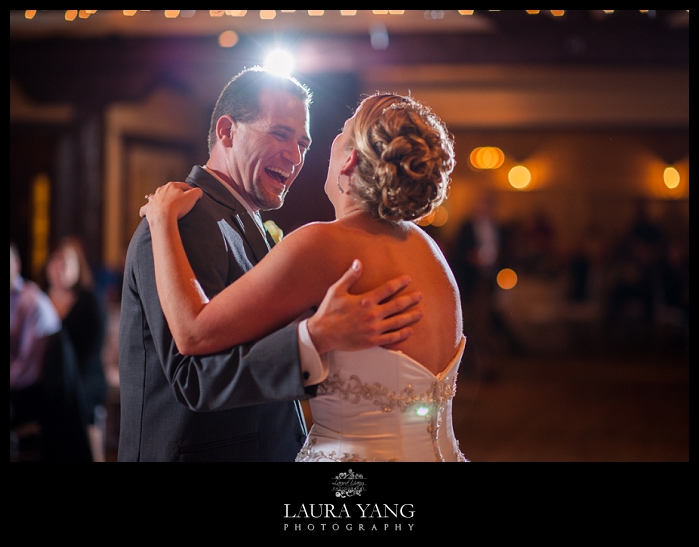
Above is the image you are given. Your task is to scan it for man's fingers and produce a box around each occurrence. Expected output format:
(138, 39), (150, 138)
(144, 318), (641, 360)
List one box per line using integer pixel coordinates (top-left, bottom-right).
(377, 291), (422, 318)
(332, 259), (363, 293)
(378, 308), (423, 332)
(361, 274), (413, 306)
(375, 327), (414, 347)
(183, 187), (204, 207)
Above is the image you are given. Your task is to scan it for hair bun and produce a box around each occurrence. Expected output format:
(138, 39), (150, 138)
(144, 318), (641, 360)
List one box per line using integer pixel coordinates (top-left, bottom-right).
(351, 94), (455, 222)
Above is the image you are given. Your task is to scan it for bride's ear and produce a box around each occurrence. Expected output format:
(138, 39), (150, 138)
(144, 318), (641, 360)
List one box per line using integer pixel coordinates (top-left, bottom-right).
(340, 148), (358, 177)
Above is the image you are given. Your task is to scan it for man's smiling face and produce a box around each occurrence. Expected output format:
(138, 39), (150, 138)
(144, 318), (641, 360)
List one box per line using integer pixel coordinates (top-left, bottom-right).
(228, 88), (311, 211)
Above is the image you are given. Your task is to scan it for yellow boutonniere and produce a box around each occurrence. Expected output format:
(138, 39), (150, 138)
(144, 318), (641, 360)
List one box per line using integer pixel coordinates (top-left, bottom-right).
(263, 220), (284, 244)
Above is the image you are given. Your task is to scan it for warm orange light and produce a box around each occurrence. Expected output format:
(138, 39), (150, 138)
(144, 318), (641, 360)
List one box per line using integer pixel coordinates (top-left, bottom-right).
(469, 148), (481, 168)
(164, 10), (180, 18)
(373, 10), (389, 15)
(123, 10), (137, 16)
(431, 206), (449, 227)
(417, 210), (436, 227)
(550, 10), (565, 16)
(209, 10), (224, 17)
(260, 10), (276, 20)
(497, 268), (518, 290)
(65, 10), (78, 21)
(308, 10), (324, 16)
(31, 173), (51, 280)
(389, 11), (405, 15)
(481, 147), (504, 169)
(458, 10), (474, 15)
(470, 147), (505, 170)
(218, 30), (239, 48)
(526, 10), (541, 14)
(663, 167), (681, 189)
(225, 10), (246, 17)
(508, 165), (531, 189)
(79, 10), (91, 19)
(24, 10), (37, 19)
(341, 10), (357, 16)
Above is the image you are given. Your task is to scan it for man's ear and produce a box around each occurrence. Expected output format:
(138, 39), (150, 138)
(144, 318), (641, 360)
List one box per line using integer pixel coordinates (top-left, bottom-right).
(216, 115), (236, 147)
(340, 148), (358, 177)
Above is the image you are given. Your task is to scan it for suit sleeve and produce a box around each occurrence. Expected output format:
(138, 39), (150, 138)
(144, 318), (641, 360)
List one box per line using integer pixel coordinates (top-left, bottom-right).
(132, 213), (308, 412)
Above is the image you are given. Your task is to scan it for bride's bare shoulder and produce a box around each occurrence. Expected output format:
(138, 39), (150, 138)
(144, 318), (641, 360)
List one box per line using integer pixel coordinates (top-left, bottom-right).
(270, 220), (354, 281)
(273, 220), (346, 255)
(284, 220), (341, 241)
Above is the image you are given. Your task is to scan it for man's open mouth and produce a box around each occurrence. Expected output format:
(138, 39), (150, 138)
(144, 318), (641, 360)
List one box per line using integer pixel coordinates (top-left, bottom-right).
(266, 166), (290, 186)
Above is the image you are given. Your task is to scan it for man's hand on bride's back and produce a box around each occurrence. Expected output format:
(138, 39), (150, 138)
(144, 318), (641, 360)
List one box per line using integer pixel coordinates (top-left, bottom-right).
(139, 182), (203, 224)
(306, 259), (423, 355)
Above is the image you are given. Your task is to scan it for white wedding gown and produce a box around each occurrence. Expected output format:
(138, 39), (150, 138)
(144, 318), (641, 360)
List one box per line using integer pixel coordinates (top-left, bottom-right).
(296, 336), (467, 462)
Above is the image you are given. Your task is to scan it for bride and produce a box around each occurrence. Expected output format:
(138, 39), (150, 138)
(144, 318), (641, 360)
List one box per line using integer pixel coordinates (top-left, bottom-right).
(140, 92), (467, 462)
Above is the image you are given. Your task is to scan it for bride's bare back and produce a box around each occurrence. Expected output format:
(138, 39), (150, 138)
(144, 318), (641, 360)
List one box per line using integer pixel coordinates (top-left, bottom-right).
(316, 214), (462, 375)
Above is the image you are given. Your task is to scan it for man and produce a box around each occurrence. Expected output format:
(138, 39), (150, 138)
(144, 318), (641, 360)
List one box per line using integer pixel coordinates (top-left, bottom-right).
(118, 67), (421, 462)
(10, 242), (61, 426)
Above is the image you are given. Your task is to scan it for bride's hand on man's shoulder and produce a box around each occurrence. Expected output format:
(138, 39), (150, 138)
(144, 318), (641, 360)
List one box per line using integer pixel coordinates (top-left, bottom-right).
(139, 181), (203, 221)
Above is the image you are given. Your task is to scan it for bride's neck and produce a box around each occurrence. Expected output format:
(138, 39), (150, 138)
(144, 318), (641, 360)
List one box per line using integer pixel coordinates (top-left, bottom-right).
(340, 206), (365, 219)
(335, 196), (365, 220)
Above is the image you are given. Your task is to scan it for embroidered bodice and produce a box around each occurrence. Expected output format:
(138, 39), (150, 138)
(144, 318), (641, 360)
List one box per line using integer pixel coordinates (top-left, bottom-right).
(296, 336), (467, 462)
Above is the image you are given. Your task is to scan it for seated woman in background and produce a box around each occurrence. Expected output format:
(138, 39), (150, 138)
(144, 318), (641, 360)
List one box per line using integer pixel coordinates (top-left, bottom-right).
(140, 93), (467, 462)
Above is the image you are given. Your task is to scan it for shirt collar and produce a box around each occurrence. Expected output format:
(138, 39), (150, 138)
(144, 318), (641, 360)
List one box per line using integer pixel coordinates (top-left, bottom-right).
(203, 165), (259, 219)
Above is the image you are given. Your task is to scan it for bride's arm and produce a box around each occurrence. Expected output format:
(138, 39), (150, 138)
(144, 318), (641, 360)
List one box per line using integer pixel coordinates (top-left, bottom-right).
(142, 182), (423, 356)
(142, 184), (343, 355)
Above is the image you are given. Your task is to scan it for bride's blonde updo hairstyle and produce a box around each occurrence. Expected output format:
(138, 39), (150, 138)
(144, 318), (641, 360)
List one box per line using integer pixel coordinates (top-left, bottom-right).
(348, 93), (455, 222)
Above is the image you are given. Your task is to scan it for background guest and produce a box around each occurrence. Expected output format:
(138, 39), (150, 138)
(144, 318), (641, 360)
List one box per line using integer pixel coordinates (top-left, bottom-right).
(44, 236), (108, 461)
(449, 191), (522, 381)
(10, 241), (61, 429)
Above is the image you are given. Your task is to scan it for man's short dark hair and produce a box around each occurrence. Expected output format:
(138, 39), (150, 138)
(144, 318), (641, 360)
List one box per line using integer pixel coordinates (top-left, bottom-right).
(207, 66), (312, 154)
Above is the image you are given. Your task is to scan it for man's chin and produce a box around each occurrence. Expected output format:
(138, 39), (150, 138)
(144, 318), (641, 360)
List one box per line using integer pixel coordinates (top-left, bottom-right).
(257, 195), (285, 211)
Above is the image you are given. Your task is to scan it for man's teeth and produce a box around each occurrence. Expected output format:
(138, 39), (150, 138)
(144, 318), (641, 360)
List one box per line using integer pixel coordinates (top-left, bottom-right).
(267, 167), (290, 180)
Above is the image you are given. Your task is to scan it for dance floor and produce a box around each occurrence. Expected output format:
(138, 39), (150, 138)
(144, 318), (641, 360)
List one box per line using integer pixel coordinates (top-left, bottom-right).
(451, 347), (689, 462)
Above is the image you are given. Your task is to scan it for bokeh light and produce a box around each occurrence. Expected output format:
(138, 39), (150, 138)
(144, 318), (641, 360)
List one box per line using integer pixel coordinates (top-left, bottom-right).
(508, 165), (531, 189)
(431, 205), (449, 227)
(218, 30), (239, 48)
(663, 166), (680, 189)
(497, 268), (518, 290)
(470, 147), (505, 169)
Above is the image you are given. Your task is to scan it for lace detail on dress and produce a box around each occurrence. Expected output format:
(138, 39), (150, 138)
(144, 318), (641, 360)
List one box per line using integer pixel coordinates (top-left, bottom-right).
(308, 371), (465, 462)
(295, 438), (400, 462)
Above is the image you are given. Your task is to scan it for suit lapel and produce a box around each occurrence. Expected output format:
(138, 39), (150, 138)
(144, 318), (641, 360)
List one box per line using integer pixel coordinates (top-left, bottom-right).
(236, 211), (270, 263)
(186, 166), (270, 263)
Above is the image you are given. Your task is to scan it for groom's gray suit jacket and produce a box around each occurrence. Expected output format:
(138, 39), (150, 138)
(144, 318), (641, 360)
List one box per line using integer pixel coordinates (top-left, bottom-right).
(118, 166), (308, 461)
